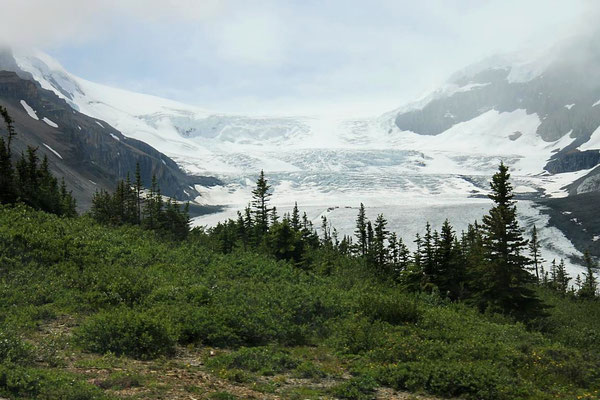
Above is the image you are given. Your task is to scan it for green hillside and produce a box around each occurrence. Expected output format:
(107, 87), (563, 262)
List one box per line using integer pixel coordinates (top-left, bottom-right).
(0, 203), (599, 400)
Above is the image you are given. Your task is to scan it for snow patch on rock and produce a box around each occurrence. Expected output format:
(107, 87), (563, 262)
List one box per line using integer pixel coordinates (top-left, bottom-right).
(20, 100), (38, 120)
(43, 143), (62, 159)
(42, 117), (58, 128)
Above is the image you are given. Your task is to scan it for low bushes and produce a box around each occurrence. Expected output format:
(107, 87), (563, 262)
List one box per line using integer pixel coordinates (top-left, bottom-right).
(375, 361), (514, 400)
(357, 291), (421, 324)
(206, 346), (300, 376)
(329, 375), (377, 400)
(0, 364), (107, 400)
(2, 206), (600, 399)
(75, 308), (175, 359)
(0, 329), (31, 363)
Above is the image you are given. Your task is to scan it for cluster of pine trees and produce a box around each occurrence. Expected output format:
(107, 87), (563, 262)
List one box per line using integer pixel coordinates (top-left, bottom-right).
(206, 171), (321, 265)
(0, 106), (76, 217)
(90, 165), (190, 240)
(207, 164), (598, 321)
(538, 251), (598, 299)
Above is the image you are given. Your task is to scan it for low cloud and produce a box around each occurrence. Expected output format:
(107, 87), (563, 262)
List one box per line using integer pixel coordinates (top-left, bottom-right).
(2, 0), (596, 116)
(0, 0), (225, 47)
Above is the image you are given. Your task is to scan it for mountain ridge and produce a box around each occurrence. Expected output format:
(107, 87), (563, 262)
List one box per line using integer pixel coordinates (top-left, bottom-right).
(0, 66), (220, 210)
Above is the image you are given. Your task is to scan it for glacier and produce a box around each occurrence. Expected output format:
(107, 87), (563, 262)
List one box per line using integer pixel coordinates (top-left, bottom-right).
(11, 49), (596, 278)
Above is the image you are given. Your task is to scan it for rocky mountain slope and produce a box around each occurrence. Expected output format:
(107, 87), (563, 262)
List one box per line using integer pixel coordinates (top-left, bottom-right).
(0, 63), (220, 210)
(392, 35), (600, 194)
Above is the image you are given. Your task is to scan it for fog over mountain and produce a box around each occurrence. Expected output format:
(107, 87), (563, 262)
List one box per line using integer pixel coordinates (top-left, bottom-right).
(1, 0), (594, 116)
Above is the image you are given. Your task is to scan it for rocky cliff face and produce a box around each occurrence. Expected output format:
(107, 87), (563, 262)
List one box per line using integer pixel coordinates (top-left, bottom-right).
(393, 36), (600, 187)
(0, 71), (220, 210)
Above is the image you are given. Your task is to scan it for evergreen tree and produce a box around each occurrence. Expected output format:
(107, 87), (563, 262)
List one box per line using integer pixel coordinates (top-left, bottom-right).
(143, 175), (160, 230)
(271, 206), (279, 225)
(90, 189), (113, 224)
(388, 232), (399, 267)
(547, 259), (557, 289)
(366, 221), (374, 265)
(397, 237), (411, 271)
(60, 178), (77, 217)
(579, 251), (598, 299)
(321, 215), (332, 246)
(437, 219), (464, 299)
(268, 219), (298, 261)
(0, 106), (17, 203)
(0, 106), (16, 153)
(339, 235), (352, 255)
(0, 136), (14, 204)
(332, 227), (339, 248)
(354, 203), (367, 257)
(236, 211), (248, 249)
(478, 162), (543, 319)
(529, 225), (544, 282)
(251, 170), (272, 236)
(0, 107), (16, 203)
(373, 214), (389, 272)
(291, 202), (301, 231)
(413, 233), (422, 270)
(555, 259), (570, 294)
(134, 162), (142, 224)
(421, 222), (436, 282)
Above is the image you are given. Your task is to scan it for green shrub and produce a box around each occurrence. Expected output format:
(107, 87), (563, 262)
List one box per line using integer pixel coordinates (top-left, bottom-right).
(206, 346), (300, 376)
(358, 292), (420, 325)
(217, 368), (254, 383)
(209, 391), (238, 400)
(75, 308), (175, 359)
(0, 329), (31, 363)
(376, 361), (514, 400)
(328, 315), (388, 354)
(0, 364), (107, 400)
(329, 375), (377, 400)
(292, 361), (328, 379)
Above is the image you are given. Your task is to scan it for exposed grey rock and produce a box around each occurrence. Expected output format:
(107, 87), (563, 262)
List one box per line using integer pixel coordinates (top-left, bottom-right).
(393, 34), (600, 179)
(0, 71), (221, 210)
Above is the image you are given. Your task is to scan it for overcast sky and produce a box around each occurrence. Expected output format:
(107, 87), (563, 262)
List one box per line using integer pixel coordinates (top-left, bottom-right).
(1, 0), (595, 116)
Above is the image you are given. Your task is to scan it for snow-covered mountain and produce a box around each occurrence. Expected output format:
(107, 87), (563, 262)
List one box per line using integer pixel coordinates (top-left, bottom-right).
(0, 65), (219, 210)
(392, 35), (600, 189)
(10, 41), (600, 192)
(2, 38), (599, 267)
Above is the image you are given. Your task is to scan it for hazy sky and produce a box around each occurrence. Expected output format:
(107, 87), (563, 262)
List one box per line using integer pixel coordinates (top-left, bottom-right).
(1, 0), (594, 116)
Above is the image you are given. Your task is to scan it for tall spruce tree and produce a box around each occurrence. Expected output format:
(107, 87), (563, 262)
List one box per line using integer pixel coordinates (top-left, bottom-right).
(529, 225), (543, 282)
(437, 219), (464, 299)
(291, 202), (301, 231)
(579, 251), (598, 299)
(479, 162), (544, 319)
(354, 203), (367, 257)
(366, 221), (374, 265)
(554, 259), (570, 294)
(134, 162), (142, 224)
(373, 214), (389, 272)
(0, 106), (16, 155)
(251, 170), (272, 236)
(0, 106), (15, 203)
(421, 222), (436, 282)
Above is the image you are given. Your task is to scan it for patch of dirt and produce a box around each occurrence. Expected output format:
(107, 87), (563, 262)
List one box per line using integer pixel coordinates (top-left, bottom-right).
(31, 320), (444, 399)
